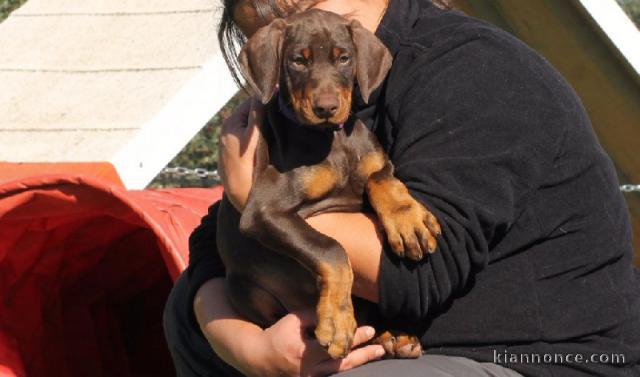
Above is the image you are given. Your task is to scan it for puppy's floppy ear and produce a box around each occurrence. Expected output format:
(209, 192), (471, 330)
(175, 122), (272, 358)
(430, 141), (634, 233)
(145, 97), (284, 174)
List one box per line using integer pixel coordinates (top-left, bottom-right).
(239, 18), (287, 104)
(349, 20), (392, 104)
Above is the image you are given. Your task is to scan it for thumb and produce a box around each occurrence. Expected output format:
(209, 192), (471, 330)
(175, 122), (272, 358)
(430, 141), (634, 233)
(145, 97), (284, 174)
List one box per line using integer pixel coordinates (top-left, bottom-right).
(247, 96), (265, 131)
(240, 97), (264, 156)
(222, 98), (252, 132)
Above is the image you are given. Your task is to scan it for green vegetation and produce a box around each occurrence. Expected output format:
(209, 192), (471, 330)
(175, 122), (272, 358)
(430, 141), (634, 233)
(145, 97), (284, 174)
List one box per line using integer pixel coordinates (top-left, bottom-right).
(148, 91), (247, 188)
(617, 0), (640, 27)
(1, 0), (27, 22)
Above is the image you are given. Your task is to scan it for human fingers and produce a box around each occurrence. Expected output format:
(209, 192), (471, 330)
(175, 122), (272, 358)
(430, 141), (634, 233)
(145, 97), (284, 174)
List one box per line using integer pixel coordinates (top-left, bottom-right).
(221, 98), (252, 135)
(219, 98), (251, 182)
(352, 326), (377, 347)
(219, 97), (262, 166)
(218, 98), (264, 210)
(312, 344), (385, 376)
(240, 97), (264, 155)
(302, 325), (382, 374)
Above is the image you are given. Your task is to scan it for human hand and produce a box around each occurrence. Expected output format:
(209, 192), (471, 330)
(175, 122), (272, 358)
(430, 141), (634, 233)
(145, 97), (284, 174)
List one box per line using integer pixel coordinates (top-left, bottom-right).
(244, 310), (385, 377)
(218, 97), (263, 212)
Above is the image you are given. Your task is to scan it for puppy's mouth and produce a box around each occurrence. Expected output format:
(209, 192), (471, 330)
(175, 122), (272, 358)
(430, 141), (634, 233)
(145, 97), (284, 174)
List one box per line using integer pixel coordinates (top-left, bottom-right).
(291, 97), (352, 128)
(304, 115), (349, 128)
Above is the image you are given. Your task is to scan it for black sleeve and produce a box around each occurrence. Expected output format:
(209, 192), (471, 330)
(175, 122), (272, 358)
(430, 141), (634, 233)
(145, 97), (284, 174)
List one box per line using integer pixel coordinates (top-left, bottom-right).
(377, 34), (567, 320)
(185, 200), (226, 309)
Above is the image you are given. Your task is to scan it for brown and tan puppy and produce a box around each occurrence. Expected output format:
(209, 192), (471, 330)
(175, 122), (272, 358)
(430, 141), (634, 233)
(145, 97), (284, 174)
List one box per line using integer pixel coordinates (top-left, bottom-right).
(217, 9), (440, 360)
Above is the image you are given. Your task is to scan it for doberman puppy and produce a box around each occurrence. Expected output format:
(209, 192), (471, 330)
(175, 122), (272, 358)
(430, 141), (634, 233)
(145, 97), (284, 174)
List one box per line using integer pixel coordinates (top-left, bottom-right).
(217, 9), (441, 360)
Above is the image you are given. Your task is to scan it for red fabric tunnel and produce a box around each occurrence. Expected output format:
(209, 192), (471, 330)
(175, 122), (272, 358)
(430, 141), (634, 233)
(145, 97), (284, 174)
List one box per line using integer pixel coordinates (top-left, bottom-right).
(0, 175), (223, 377)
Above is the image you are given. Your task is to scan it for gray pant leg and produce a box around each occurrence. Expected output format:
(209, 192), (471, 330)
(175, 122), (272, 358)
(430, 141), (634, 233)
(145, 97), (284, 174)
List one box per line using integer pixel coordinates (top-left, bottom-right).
(336, 355), (523, 377)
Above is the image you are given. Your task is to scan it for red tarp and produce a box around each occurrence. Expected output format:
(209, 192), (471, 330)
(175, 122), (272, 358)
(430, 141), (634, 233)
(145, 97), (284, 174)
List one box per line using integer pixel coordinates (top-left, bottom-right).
(0, 175), (223, 377)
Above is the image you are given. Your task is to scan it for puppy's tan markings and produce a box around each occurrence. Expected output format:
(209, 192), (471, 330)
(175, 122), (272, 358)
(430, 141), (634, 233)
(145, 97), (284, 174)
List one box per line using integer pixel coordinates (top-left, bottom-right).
(301, 47), (312, 60)
(302, 164), (338, 200)
(334, 87), (352, 124)
(368, 177), (441, 260)
(332, 47), (343, 60)
(357, 151), (385, 178)
(315, 261), (356, 359)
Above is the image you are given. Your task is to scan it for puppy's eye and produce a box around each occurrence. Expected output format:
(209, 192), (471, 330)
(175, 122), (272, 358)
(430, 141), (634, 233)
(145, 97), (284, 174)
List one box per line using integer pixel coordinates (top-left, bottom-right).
(338, 55), (350, 64)
(291, 56), (307, 67)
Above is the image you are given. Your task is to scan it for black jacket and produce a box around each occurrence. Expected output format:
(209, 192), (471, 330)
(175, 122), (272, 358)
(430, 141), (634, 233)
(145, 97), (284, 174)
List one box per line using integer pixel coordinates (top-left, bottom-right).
(185, 1), (640, 375)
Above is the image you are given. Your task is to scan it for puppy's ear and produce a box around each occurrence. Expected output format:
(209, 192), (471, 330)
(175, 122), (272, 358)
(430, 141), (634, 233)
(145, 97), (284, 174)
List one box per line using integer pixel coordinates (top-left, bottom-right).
(349, 20), (392, 104)
(239, 19), (287, 104)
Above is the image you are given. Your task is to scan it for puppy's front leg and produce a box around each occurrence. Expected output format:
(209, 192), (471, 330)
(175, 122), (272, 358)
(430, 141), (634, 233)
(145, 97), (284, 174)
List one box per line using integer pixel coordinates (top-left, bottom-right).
(239, 170), (356, 359)
(359, 151), (441, 261)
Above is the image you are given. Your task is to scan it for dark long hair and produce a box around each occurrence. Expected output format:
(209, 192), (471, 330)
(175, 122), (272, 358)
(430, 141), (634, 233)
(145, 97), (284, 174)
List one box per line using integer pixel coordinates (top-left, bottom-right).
(218, 0), (454, 89)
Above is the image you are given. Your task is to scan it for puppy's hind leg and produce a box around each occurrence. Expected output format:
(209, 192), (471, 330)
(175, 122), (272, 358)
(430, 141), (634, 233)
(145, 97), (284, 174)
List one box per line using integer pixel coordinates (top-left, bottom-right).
(225, 274), (288, 328)
(370, 330), (423, 359)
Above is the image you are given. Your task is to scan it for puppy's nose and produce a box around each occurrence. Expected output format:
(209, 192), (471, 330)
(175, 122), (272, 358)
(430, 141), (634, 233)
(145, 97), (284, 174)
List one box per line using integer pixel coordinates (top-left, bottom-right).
(313, 96), (339, 119)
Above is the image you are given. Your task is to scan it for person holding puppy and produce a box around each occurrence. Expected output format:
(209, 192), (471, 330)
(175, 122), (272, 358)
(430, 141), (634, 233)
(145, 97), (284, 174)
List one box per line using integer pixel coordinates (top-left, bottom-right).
(163, 0), (640, 376)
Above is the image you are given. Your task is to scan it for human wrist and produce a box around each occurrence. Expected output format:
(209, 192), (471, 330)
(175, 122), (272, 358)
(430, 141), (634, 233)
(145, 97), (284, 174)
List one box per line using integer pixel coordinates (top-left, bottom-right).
(221, 324), (271, 377)
(223, 183), (249, 212)
(235, 329), (277, 377)
(220, 164), (251, 211)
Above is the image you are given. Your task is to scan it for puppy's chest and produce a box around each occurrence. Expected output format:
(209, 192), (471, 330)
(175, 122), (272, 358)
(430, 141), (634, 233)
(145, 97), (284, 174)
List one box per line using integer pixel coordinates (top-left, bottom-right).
(294, 132), (377, 217)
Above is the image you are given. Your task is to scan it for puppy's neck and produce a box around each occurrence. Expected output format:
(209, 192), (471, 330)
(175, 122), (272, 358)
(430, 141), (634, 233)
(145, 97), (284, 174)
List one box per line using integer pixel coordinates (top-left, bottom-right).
(277, 95), (302, 128)
(264, 101), (334, 171)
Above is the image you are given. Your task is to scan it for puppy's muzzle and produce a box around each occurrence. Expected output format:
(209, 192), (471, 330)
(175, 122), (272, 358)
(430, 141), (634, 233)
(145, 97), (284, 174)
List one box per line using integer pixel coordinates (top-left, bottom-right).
(312, 95), (340, 119)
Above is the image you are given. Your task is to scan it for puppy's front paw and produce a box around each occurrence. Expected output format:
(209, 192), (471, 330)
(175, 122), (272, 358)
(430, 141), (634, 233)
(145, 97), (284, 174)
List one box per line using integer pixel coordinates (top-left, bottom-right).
(315, 299), (357, 359)
(380, 199), (440, 261)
